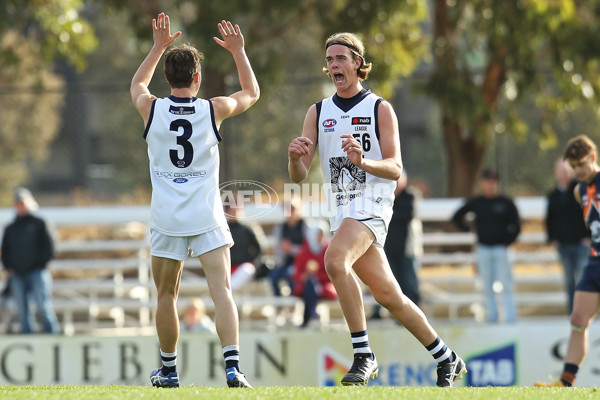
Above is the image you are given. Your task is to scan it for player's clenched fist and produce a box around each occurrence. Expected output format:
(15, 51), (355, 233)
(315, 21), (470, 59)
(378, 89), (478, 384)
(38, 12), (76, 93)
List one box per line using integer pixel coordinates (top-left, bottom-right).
(288, 137), (314, 160)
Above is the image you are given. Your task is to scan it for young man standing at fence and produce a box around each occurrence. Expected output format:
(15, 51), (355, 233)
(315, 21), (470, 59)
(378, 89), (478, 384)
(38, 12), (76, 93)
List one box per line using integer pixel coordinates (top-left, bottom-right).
(1, 188), (59, 335)
(451, 169), (521, 324)
(131, 13), (259, 388)
(535, 135), (600, 387)
(287, 32), (466, 387)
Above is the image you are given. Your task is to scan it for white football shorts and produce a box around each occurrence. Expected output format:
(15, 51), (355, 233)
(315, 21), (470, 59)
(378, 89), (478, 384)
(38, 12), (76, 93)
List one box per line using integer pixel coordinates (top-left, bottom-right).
(150, 224), (234, 261)
(332, 217), (388, 248)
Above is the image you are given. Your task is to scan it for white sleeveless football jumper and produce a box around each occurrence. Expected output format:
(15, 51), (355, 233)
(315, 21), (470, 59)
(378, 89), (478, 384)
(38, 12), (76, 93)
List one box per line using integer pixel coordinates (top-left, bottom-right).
(316, 90), (398, 234)
(144, 96), (226, 236)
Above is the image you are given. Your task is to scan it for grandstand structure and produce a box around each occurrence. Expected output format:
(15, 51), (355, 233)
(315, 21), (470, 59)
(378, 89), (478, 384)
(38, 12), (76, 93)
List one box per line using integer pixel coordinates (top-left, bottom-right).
(0, 197), (568, 334)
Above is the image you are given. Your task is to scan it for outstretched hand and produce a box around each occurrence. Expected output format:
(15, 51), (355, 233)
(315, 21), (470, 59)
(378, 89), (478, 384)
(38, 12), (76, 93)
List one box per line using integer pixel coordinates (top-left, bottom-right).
(153, 13), (181, 50)
(213, 20), (245, 52)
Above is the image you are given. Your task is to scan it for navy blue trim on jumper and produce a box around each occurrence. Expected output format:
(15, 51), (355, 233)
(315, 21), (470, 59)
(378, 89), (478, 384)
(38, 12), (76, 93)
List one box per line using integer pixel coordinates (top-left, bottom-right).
(374, 97), (383, 141)
(332, 89), (370, 113)
(168, 95), (197, 103)
(208, 100), (222, 142)
(143, 99), (157, 140)
(315, 101), (323, 145)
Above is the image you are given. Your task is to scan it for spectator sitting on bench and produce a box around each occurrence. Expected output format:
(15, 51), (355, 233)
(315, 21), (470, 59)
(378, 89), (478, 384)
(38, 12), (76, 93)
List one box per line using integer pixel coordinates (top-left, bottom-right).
(181, 297), (216, 334)
(292, 221), (337, 328)
(224, 203), (265, 291)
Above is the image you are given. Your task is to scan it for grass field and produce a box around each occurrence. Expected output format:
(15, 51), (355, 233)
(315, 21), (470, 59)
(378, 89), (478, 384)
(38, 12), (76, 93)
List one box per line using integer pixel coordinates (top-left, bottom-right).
(0, 385), (598, 400)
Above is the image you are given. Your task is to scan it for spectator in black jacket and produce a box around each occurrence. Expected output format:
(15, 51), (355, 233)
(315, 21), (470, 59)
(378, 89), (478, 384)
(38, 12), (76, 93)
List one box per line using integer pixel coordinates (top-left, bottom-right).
(372, 172), (423, 319)
(1, 188), (59, 334)
(546, 160), (590, 313)
(451, 169), (521, 323)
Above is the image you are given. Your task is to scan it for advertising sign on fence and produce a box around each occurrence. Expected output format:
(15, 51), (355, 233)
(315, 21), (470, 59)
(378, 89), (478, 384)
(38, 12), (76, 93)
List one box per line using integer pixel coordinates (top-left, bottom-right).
(0, 321), (598, 387)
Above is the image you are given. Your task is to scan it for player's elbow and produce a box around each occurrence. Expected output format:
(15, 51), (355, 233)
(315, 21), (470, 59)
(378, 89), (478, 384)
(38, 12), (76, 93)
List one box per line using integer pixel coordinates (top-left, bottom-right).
(390, 162), (403, 181)
(130, 82), (144, 103)
(248, 86), (260, 105)
(130, 79), (140, 94)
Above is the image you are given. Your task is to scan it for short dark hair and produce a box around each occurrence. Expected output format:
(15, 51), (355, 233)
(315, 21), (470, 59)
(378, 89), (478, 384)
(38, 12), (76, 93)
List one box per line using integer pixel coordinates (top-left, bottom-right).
(163, 44), (204, 89)
(480, 168), (499, 181)
(563, 134), (597, 161)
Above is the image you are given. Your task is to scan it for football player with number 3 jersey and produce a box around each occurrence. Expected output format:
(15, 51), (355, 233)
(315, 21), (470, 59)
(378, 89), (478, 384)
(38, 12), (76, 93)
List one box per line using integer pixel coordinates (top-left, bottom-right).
(131, 13), (259, 388)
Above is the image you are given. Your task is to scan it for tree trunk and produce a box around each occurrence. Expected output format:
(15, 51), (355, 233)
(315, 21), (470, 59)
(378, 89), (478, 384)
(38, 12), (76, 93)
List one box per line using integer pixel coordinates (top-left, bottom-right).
(443, 116), (488, 198)
(433, 0), (507, 198)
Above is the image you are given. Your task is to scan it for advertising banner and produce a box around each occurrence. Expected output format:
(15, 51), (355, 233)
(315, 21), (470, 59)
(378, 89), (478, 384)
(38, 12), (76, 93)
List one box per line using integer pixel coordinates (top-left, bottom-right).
(0, 321), (598, 387)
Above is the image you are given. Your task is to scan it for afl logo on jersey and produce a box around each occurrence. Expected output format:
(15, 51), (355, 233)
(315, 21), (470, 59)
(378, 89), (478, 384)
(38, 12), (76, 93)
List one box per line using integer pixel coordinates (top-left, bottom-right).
(323, 119), (337, 128)
(173, 178), (188, 183)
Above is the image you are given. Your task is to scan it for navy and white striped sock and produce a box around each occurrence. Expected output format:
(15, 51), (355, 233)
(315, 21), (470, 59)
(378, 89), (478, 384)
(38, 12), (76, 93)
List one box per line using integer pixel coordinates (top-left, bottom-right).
(351, 330), (373, 359)
(426, 337), (455, 365)
(223, 345), (241, 379)
(160, 349), (177, 374)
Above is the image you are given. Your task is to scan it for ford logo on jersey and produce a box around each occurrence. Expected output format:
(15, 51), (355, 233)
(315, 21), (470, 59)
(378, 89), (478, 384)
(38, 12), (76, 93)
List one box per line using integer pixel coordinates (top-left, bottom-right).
(323, 119), (337, 128)
(173, 178), (188, 183)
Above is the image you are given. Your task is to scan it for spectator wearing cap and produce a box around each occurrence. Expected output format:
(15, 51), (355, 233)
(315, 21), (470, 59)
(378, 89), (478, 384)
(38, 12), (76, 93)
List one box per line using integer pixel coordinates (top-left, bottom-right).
(451, 169), (521, 323)
(1, 188), (59, 334)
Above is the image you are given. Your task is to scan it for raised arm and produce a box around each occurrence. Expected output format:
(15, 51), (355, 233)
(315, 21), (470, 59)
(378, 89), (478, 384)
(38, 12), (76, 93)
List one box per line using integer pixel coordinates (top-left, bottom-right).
(288, 104), (318, 183)
(211, 21), (260, 127)
(130, 13), (181, 124)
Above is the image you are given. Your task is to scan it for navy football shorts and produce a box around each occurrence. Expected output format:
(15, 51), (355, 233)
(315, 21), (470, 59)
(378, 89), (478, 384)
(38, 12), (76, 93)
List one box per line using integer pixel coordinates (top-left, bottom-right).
(576, 257), (600, 293)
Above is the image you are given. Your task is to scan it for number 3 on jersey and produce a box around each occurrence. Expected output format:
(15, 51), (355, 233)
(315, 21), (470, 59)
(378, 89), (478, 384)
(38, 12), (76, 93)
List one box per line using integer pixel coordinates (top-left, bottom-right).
(170, 119), (193, 168)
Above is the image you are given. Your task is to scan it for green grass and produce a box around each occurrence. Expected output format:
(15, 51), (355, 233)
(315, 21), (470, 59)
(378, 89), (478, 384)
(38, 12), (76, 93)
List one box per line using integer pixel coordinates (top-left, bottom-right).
(0, 386), (599, 400)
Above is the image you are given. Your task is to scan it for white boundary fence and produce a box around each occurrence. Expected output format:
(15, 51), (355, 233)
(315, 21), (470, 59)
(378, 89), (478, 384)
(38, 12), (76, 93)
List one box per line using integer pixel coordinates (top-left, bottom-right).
(0, 197), (568, 333)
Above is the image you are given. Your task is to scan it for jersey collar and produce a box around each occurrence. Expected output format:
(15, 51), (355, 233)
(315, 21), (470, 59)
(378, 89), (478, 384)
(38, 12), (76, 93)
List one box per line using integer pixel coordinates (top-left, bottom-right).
(169, 95), (197, 103)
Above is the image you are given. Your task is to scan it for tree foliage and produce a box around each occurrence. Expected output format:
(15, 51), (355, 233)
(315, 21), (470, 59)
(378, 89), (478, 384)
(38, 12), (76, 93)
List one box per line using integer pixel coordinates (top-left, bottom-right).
(1, 0), (97, 71)
(14, 0), (600, 202)
(428, 0), (600, 196)
(0, 0), (97, 204)
(97, 0), (429, 188)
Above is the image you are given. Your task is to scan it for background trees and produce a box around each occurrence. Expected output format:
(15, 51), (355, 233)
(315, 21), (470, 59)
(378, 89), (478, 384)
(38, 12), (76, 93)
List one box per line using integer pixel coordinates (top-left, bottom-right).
(429, 0), (600, 196)
(0, 0), (96, 204)
(3, 0), (600, 203)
